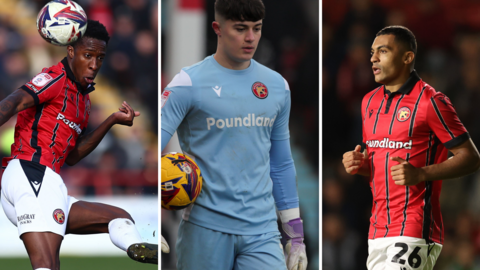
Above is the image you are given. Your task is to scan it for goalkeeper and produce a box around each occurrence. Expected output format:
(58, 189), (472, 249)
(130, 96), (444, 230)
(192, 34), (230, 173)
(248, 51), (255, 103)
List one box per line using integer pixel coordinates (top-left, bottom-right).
(161, 0), (307, 269)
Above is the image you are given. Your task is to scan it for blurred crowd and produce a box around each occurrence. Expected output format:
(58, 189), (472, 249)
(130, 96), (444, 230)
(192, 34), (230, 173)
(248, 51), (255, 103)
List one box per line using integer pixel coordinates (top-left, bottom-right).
(0, 0), (158, 196)
(161, 0), (319, 269)
(323, 0), (480, 269)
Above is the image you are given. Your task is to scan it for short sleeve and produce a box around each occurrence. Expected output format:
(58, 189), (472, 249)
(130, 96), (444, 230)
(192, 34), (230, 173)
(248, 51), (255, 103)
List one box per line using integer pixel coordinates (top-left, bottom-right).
(21, 71), (65, 105)
(271, 87), (291, 141)
(161, 70), (195, 135)
(427, 92), (469, 149)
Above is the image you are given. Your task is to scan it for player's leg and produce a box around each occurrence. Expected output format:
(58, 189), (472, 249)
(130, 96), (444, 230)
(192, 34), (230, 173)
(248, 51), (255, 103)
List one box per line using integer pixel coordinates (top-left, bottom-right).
(423, 242), (442, 270)
(21, 232), (63, 270)
(65, 200), (158, 264)
(366, 238), (388, 270)
(234, 231), (286, 270)
(1, 159), (69, 270)
(176, 219), (235, 270)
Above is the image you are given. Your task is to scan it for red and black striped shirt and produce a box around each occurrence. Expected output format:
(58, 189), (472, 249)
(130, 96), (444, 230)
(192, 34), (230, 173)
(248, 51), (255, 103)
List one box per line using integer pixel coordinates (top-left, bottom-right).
(362, 71), (469, 244)
(3, 57), (94, 173)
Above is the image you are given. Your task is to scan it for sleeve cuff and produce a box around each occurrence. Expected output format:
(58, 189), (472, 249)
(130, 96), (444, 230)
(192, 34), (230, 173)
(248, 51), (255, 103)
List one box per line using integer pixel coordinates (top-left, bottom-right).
(20, 85), (39, 106)
(444, 132), (470, 149)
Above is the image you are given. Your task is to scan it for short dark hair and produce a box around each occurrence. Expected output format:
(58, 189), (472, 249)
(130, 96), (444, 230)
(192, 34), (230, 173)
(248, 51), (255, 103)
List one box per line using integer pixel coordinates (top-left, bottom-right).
(214, 0), (265, 22)
(376, 25), (417, 55)
(74, 19), (110, 47)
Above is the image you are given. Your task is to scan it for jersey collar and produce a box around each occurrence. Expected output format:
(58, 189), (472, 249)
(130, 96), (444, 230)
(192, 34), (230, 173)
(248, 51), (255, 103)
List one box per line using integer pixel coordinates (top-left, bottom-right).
(384, 70), (421, 96)
(61, 57), (96, 95)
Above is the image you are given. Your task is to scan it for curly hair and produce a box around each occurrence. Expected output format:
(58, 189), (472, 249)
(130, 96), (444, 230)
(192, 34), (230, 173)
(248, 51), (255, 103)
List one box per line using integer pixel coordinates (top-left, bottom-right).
(73, 19), (110, 47)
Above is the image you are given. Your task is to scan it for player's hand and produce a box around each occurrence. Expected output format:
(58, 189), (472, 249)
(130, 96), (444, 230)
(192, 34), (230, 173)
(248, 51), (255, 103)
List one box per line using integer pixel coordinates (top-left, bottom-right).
(390, 156), (426, 186)
(342, 145), (365, 175)
(281, 218), (307, 270)
(284, 239), (307, 270)
(113, 101), (140, 126)
(161, 235), (170, 253)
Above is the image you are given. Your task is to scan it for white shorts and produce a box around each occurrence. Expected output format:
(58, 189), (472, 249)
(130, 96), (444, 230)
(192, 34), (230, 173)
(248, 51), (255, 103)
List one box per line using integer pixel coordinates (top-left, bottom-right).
(1, 159), (78, 237)
(367, 236), (442, 270)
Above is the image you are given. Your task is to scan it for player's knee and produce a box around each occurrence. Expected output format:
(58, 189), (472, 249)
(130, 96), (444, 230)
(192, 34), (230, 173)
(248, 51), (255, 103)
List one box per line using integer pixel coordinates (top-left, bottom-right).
(30, 254), (57, 269)
(106, 208), (134, 224)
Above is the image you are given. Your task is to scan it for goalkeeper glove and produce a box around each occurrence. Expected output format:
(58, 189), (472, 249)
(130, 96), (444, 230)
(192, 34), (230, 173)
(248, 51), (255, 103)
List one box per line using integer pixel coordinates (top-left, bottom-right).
(161, 235), (170, 253)
(281, 218), (307, 270)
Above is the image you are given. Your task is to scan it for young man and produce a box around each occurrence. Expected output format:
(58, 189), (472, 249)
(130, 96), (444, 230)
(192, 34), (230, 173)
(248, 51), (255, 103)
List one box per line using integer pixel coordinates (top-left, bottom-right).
(342, 25), (480, 270)
(161, 0), (307, 269)
(0, 20), (157, 269)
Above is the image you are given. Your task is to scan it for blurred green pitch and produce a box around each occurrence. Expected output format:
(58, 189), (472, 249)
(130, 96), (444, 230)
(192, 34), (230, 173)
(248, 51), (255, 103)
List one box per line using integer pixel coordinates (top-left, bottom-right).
(0, 257), (157, 269)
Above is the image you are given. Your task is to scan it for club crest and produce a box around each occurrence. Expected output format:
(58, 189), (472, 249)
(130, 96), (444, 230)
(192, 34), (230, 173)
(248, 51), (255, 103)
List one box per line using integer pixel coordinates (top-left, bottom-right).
(252, 82), (268, 99)
(53, 209), (65, 224)
(397, 107), (411, 122)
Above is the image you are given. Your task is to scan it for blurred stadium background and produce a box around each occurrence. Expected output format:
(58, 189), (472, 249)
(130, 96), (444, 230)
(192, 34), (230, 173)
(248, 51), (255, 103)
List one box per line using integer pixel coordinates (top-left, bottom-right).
(0, 0), (158, 269)
(323, 0), (480, 269)
(161, 0), (319, 269)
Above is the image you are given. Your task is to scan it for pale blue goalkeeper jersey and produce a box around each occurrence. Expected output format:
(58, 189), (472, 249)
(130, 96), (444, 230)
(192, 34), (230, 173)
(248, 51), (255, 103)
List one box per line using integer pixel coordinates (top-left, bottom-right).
(162, 55), (292, 235)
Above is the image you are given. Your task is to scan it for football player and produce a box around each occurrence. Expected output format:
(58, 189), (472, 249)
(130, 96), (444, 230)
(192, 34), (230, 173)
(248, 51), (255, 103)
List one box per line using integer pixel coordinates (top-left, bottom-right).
(0, 20), (157, 269)
(161, 0), (307, 269)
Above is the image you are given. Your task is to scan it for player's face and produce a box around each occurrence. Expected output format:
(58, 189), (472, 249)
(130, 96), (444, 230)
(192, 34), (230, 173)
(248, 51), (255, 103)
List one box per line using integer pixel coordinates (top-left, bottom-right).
(220, 19), (262, 65)
(370, 34), (406, 86)
(68, 37), (106, 89)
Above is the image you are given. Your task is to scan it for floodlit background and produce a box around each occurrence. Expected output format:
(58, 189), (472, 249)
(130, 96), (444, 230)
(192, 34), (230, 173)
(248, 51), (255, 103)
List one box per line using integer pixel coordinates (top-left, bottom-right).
(0, 0), (158, 269)
(161, 0), (319, 269)
(323, 0), (480, 269)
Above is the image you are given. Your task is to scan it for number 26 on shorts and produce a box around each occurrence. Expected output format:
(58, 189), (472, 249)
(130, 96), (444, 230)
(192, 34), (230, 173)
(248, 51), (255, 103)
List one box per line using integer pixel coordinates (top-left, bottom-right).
(391, 242), (422, 268)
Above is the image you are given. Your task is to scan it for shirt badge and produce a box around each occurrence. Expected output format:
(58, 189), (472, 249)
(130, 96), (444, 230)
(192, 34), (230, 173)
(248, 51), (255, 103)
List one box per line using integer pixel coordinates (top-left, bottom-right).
(252, 82), (268, 99)
(397, 107), (411, 122)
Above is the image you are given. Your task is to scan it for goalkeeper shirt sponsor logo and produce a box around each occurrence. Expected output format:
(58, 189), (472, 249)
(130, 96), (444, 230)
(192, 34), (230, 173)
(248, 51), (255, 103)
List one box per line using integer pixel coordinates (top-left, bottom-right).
(206, 114), (276, 130)
(366, 138), (413, 149)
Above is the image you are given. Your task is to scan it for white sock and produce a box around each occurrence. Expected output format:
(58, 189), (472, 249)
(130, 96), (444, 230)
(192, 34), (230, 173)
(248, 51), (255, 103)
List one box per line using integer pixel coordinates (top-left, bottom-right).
(35, 268), (51, 270)
(108, 218), (143, 251)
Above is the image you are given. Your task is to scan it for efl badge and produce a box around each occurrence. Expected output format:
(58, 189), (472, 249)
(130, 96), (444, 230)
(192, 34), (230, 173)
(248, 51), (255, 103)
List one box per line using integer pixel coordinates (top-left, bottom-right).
(161, 90), (171, 108)
(32, 73), (53, 88)
(53, 209), (65, 224)
(397, 107), (411, 122)
(252, 82), (268, 99)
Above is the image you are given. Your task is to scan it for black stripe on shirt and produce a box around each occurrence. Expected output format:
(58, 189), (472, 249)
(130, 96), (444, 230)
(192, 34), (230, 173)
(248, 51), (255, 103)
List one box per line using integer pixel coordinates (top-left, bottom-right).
(61, 84), (69, 112)
(63, 134), (73, 154)
(76, 91), (80, 118)
(373, 99), (385, 134)
(389, 94), (406, 135)
(422, 137), (439, 243)
(36, 73), (65, 95)
(430, 97), (454, 139)
(400, 153), (411, 236)
(364, 86), (382, 125)
(371, 151), (378, 239)
(408, 86), (426, 137)
(49, 123), (60, 148)
(31, 104), (45, 163)
(385, 152), (391, 236)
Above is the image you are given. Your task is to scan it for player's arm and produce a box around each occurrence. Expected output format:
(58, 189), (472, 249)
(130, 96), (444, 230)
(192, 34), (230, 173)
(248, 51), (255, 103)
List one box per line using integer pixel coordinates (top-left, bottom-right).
(0, 88), (35, 126)
(342, 145), (370, 176)
(65, 101), (140, 166)
(391, 139), (480, 185)
(391, 93), (480, 185)
(161, 129), (173, 152)
(270, 139), (307, 270)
